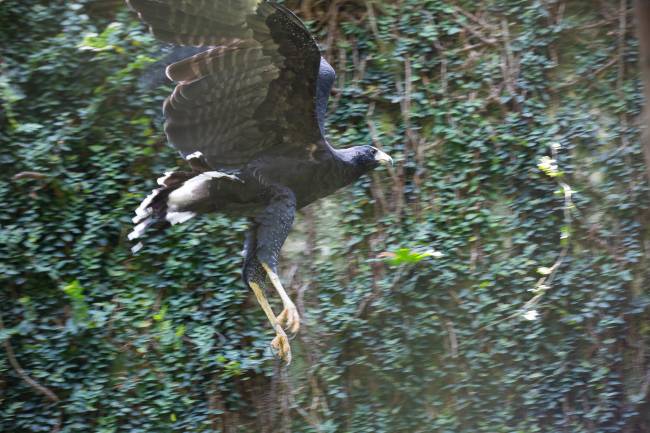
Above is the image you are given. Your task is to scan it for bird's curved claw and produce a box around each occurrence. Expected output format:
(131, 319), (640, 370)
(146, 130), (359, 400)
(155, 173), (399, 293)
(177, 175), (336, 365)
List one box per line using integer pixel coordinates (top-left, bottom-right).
(271, 324), (292, 365)
(277, 304), (300, 336)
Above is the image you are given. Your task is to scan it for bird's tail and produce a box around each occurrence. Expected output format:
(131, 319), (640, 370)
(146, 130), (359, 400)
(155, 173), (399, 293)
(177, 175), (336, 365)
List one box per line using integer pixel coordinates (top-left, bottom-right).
(128, 170), (196, 253)
(128, 151), (243, 253)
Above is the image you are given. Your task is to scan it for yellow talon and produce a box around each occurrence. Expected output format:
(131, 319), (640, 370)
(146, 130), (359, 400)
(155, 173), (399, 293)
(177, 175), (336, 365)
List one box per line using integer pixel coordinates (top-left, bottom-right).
(249, 280), (293, 364)
(271, 324), (292, 364)
(261, 262), (301, 336)
(277, 305), (300, 335)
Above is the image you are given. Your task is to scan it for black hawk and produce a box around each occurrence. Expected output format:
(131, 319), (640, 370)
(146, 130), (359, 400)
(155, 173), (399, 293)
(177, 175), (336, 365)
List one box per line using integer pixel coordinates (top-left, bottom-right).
(126, 0), (393, 363)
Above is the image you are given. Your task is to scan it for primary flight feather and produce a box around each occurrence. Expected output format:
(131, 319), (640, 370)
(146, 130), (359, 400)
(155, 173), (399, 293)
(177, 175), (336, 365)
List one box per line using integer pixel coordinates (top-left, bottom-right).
(127, 0), (393, 363)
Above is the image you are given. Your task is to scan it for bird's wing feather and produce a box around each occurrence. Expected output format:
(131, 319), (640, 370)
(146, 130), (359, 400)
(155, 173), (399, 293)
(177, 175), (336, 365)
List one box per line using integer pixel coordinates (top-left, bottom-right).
(127, 0), (334, 168)
(127, 0), (261, 45)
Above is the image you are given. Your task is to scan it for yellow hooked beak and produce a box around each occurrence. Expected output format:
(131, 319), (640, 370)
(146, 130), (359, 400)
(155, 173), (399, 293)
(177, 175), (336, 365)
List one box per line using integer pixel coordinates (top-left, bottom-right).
(374, 149), (394, 166)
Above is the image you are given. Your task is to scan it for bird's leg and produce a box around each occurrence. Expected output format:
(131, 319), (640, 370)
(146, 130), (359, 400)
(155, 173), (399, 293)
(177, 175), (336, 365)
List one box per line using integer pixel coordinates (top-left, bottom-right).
(243, 183), (297, 363)
(261, 262), (300, 335)
(247, 280), (291, 364)
(243, 219), (293, 364)
(250, 184), (299, 335)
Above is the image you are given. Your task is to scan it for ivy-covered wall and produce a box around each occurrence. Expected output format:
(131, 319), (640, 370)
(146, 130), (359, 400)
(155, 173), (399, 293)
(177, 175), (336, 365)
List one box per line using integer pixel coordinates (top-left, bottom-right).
(1, 1), (649, 432)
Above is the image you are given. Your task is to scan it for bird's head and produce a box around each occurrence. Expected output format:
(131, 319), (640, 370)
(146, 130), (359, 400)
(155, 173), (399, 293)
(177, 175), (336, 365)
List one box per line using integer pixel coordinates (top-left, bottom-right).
(349, 146), (393, 170)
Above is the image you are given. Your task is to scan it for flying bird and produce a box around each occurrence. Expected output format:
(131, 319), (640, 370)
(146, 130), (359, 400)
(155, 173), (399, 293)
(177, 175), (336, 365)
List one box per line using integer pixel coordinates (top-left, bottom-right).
(126, 0), (393, 363)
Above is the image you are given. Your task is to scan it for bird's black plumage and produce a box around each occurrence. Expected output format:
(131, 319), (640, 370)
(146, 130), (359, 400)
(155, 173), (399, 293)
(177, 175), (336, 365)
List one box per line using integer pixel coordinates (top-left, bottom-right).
(127, 0), (392, 363)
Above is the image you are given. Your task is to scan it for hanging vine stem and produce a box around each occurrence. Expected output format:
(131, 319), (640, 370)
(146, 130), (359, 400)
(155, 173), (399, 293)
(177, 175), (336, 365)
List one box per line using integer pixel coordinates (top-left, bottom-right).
(482, 142), (574, 329)
(0, 312), (60, 404)
(0, 311), (62, 432)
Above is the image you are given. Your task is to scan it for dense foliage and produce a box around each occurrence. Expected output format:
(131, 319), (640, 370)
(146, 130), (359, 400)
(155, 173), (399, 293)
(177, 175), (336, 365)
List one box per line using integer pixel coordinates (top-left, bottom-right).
(1, 0), (649, 432)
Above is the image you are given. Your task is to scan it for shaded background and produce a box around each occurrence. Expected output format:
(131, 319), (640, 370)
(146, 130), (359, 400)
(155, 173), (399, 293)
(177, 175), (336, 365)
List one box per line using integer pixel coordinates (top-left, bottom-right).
(1, 0), (650, 432)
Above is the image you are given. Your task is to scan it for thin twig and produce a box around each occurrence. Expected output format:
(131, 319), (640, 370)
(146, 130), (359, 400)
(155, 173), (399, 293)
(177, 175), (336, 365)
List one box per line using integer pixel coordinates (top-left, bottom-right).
(445, 320), (459, 358)
(365, 1), (381, 48)
(12, 171), (48, 180)
(451, 8), (497, 46)
(452, 5), (498, 32)
(636, 0), (650, 182)
(553, 56), (618, 90)
(0, 312), (60, 404)
(366, 102), (395, 212)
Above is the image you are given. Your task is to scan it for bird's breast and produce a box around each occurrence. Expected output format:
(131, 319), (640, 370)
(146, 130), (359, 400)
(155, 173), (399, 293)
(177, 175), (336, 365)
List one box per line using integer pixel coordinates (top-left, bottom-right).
(245, 154), (362, 209)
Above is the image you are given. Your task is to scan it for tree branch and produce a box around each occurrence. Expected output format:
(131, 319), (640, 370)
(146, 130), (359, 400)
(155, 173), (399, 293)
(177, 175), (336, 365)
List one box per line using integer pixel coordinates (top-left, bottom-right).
(635, 0), (650, 182)
(0, 312), (60, 404)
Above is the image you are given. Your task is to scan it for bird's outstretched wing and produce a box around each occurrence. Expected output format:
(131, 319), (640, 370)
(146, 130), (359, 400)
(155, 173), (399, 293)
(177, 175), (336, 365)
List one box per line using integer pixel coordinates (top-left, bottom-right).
(127, 0), (335, 168)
